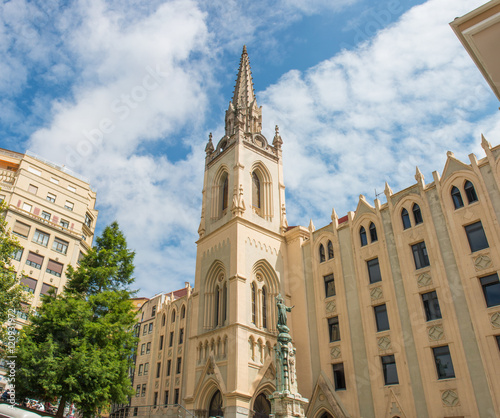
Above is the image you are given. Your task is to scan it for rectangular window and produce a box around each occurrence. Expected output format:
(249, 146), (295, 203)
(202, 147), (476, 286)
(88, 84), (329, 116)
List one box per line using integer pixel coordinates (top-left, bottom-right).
(164, 391), (169, 406)
(433, 346), (455, 379)
(141, 384), (146, 397)
(52, 237), (69, 255)
(328, 316), (340, 342)
(46, 259), (64, 277)
(28, 166), (41, 176)
(159, 335), (164, 351)
(480, 273), (500, 307)
(332, 363), (346, 390)
(21, 277), (37, 294)
(169, 331), (174, 347)
(153, 392), (158, 407)
(374, 304), (390, 332)
(152, 306), (156, 317)
(40, 283), (57, 297)
(33, 229), (50, 247)
(50, 177), (59, 184)
(12, 248), (23, 261)
(143, 324), (148, 335)
(381, 355), (399, 385)
(156, 362), (161, 378)
(46, 193), (56, 203)
(174, 389), (179, 405)
(179, 328), (184, 345)
(367, 258), (382, 283)
(41, 211), (51, 220)
(421, 291), (442, 321)
(144, 363), (149, 376)
(28, 184), (38, 194)
(412, 241), (430, 269)
(64, 201), (74, 211)
(146, 342), (151, 354)
(166, 360), (171, 376)
(141, 344), (145, 355)
(324, 274), (336, 298)
(133, 408), (138, 416)
(465, 221), (489, 252)
(60, 219), (69, 229)
(136, 385), (141, 397)
(176, 357), (182, 374)
(26, 251), (44, 269)
(22, 202), (32, 212)
(85, 213), (92, 228)
(13, 221), (30, 238)
(138, 364), (143, 376)
(496, 335), (500, 351)
(67, 185), (76, 193)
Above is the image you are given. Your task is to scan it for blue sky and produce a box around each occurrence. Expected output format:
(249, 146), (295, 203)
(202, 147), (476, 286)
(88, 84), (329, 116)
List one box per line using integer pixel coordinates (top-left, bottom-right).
(1, 0), (499, 297)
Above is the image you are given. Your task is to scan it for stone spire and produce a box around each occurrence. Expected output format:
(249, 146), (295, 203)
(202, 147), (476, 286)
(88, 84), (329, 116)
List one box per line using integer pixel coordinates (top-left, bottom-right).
(232, 45), (256, 110)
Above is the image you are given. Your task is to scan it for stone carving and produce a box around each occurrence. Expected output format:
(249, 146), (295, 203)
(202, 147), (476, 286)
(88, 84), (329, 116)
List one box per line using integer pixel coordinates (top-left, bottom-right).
(168, 348), (172, 357)
(377, 336), (391, 351)
(370, 287), (383, 301)
(326, 301), (336, 313)
(428, 325), (444, 341)
(330, 346), (341, 359)
(441, 389), (459, 407)
(490, 312), (500, 328)
(417, 272), (432, 287)
(474, 254), (492, 270)
(175, 377), (180, 386)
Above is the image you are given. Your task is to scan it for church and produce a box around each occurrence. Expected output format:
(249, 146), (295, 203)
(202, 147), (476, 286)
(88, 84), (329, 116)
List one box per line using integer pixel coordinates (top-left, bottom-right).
(124, 40), (500, 418)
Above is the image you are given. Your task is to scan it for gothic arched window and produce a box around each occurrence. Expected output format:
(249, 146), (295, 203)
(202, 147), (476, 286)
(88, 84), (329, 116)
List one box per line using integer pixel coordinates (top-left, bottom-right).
(162, 314), (166, 327)
(319, 244), (325, 263)
(464, 180), (478, 204)
(209, 390), (223, 418)
(252, 172), (261, 209)
(327, 240), (334, 259)
(215, 285), (220, 326)
(171, 310), (176, 323)
(360, 227), (367, 246)
(262, 286), (267, 329)
(181, 305), (186, 319)
(369, 222), (378, 242)
(401, 208), (411, 229)
(223, 282), (227, 323)
(222, 174), (229, 211)
(413, 203), (423, 225)
(451, 186), (464, 209)
(253, 393), (271, 418)
(251, 283), (256, 324)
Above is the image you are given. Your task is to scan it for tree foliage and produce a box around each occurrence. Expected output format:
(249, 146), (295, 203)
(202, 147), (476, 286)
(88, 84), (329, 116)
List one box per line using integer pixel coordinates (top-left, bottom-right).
(16, 222), (137, 417)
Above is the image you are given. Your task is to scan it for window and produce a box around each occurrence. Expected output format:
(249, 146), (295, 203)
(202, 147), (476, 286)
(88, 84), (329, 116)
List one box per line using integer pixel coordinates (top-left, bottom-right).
(138, 364), (143, 376)
(141, 384), (146, 397)
(133, 408), (138, 417)
(85, 213), (92, 228)
(215, 285), (220, 326)
(162, 314), (166, 326)
(413, 204), (423, 225)
(172, 310), (176, 322)
(144, 363), (149, 376)
(319, 244), (325, 263)
(412, 241), (429, 269)
(496, 335), (500, 351)
(141, 344), (145, 355)
(179, 328), (184, 344)
(433, 346), (455, 379)
(181, 305), (186, 319)
(13, 221), (30, 238)
(153, 392), (158, 408)
(146, 342), (151, 354)
(176, 357), (181, 374)
(332, 363), (346, 390)
(251, 282), (256, 324)
(262, 286), (267, 329)
(21, 277), (37, 294)
(40, 283), (57, 297)
(167, 360), (171, 376)
(465, 221), (489, 252)
(360, 226), (367, 246)
(159, 335), (164, 351)
(328, 316), (340, 342)
(143, 325), (148, 335)
(12, 248), (23, 261)
(324, 274), (336, 298)
(327, 240), (334, 259)
(149, 323), (153, 333)
(369, 222), (378, 242)
(136, 385), (141, 397)
(28, 166), (41, 176)
(28, 184), (38, 194)
(41, 211), (51, 221)
(451, 186), (463, 209)
(464, 180), (478, 203)
(164, 391), (169, 406)
(152, 306), (156, 317)
(374, 304), (390, 332)
(367, 258), (382, 284)
(480, 273), (500, 307)
(26, 252), (43, 269)
(60, 219), (69, 229)
(46, 193), (56, 203)
(156, 362), (161, 378)
(50, 177), (59, 184)
(222, 174), (229, 212)
(421, 291), (442, 321)
(64, 201), (74, 211)
(22, 203), (32, 212)
(381, 355), (399, 385)
(33, 230), (50, 246)
(52, 237), (69, 255)
(174, 389), (179, 405)
(169, 332), (174, 347)
(67, 185), (76, 193)
(252, 172), (261, 209)
(223, 283), (227, 323)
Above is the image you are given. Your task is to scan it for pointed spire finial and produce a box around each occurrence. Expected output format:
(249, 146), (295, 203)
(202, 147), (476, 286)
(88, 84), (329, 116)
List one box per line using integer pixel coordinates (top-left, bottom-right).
(415, 166), (425, 185)
(205, 132), (214, 155)
(273, 124), (283, 149)
(232, 45), (256, 110)
(243, 44), (247, 54)
(481, 133), (491, 151)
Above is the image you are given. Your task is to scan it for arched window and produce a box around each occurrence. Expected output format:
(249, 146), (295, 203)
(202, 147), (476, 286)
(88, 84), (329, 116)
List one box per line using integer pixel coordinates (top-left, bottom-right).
(401, 208), (411, 229)
(262, 286), (267, 329)
(223, 282), (227, 323)
(360, 226), (367, 246)
(252, 172), (261, 209)
(171, 310), (176, 323)
(319, 244), (325, 263)
(369, 222), (378, 242)
(215, 285), (220, 327)
(451, 186), (464, 209)
(181, 305), (186, 319)
(162, 314), (166, 327)
(464, 180), (478, 204)
(209, 390), (223, 417)
(413, 203), (423, 225)
(251, 283), (256, 324)
(222, 174), (229, 211)
(327, 240), (334, 259)
(253, 393), (271, 418)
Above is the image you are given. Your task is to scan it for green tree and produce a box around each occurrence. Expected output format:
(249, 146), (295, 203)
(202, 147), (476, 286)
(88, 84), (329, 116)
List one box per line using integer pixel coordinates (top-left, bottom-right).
(16, 222), (138, 417)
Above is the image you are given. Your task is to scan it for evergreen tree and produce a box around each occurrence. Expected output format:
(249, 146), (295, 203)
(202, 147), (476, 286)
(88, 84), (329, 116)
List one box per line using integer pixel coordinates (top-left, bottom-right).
(16, 222), (138, 418)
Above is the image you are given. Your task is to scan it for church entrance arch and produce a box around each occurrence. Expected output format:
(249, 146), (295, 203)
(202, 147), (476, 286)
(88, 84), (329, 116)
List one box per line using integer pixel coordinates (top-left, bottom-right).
(253, 393), (271, 418)
(209, 390), (223, 417)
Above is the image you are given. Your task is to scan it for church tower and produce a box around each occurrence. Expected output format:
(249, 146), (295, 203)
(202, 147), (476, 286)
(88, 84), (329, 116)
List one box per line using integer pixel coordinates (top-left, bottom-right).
(184, 46), (295, 418)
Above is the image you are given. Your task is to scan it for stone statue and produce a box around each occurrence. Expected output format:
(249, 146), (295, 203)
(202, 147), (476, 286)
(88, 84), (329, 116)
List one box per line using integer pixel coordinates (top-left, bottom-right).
(276, 294), (293, 333)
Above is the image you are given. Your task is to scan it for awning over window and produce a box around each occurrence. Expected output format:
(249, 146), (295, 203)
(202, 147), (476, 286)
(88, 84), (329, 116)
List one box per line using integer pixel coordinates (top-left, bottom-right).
(13, 221), (30, 238)
(41, 283), (57, 296)
(47, 260), (64, 275)
(27, 251), (44, 266)
(21, 277), (37, 291)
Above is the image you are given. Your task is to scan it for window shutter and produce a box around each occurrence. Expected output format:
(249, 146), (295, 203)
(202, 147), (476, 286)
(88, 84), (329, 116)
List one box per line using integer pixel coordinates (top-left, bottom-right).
(41, 283), (57, 296)
(13, 221), (30, 237)
(47, 260), (64, 275)
(21, 277), (37, 291)
(27, 251), (44, 266)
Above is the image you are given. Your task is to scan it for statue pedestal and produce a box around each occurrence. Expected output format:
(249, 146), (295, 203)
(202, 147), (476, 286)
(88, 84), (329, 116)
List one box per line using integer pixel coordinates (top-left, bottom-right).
(268, 392), (308, 418)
